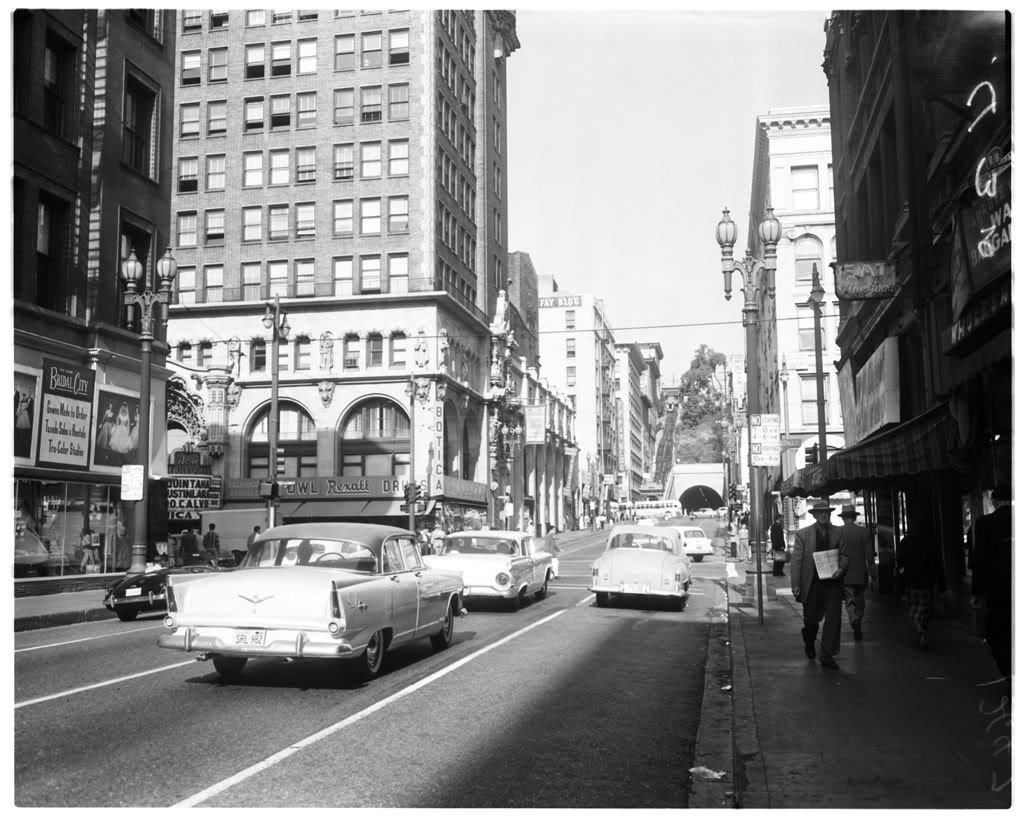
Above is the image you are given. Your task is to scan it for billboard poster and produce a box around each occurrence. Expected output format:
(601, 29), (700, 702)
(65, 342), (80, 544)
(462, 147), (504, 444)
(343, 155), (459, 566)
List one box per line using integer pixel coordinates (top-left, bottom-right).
(13, 367), (41, 465)
(524, 404), (547, 445)
(36, 358), (95, 469)
(91, 385), (143, 473)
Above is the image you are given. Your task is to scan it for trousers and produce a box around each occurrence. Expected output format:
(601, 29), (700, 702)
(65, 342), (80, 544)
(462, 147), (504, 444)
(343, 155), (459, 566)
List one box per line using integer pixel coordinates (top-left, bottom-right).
(843, 584), (866, 627)
(801, 577), (843, 661)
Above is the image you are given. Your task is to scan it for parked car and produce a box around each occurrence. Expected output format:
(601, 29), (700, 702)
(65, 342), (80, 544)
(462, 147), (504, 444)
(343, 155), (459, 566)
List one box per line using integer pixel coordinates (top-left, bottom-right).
(158, 523), (465, 682)
(673, 526), (714, 562)
(103, 562), (227, 621)
(590, 525), (691, 610)
(423, 530), (554, 611)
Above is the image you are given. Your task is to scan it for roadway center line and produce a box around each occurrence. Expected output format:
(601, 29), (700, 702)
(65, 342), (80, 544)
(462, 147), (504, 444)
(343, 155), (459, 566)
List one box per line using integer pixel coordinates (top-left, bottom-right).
(15, 624), (164, 653)
(15, 661), (196, 709)
(174, 608), (569, 808)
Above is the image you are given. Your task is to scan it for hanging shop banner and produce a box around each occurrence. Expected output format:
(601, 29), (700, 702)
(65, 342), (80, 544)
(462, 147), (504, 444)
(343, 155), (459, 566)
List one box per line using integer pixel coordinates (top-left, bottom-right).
(91, 385), (143, 474)
(14, 366), (42, 466)
(750, 414), (781, 467)
(524, 404), (548, 444)
(833, 261), (898, 300)
(36, 357), (95, 469)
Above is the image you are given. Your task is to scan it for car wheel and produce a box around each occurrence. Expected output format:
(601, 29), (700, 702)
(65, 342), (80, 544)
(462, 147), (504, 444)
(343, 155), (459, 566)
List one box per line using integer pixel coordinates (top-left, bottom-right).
(114, 605), (139, 622)
(429, 601), (455, 651)
(595, 591), (609, 607)
(212, 655), (247, 681)
(694, 555), (705, 563)
(351, 629), (385, 681)
(671, 596), (685, 612)
(535, 573), (549, 600)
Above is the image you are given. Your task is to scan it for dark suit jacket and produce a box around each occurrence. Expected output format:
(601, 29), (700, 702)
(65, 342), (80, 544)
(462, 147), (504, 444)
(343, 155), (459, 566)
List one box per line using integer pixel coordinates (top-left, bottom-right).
(972, 505), (1011, 614)
(840, 522), (872, 586)
(790, 522), (848, 601)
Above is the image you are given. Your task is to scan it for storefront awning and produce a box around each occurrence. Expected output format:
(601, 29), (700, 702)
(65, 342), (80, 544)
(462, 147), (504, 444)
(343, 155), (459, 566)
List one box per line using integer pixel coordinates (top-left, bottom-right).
(781, 404), (959, 496)
(276, 499), (408, 519)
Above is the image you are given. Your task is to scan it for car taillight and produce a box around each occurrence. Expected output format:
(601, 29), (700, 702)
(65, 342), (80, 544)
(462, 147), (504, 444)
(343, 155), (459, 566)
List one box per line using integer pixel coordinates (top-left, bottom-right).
(330, 581), (342, 619)
(496, 572), (511, 586)
(591, 567), (598, 577)
(165, 583), (177, 612)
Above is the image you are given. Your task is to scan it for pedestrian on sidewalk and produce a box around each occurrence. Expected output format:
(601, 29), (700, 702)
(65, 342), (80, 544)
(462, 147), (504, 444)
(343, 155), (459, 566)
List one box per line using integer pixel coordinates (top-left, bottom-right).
(790, 499), (848, 669)
(770, 514), (787, 576)
(202, 523), (221, 566)
(179, 528), (199, 563)
(839, 504), (873, 641)
(246, 525), (261, 550)
(898, 509), (944, 651)
(971, 486), (1012, 679)
(738, 523), (750, 562)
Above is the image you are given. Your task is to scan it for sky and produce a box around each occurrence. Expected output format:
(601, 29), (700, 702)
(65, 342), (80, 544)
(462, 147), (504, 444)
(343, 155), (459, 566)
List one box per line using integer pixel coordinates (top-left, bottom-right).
(506, 10), (830, 383)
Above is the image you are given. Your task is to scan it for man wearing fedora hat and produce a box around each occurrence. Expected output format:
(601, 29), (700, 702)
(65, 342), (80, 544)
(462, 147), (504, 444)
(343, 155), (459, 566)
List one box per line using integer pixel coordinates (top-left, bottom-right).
(839, 504), (873, 641)
(791, 499), (848, 669)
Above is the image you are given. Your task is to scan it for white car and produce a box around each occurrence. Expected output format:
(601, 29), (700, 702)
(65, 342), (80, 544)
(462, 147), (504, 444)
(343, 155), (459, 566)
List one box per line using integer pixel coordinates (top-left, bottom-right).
(423, 530), (554, 611)
(674, 526), (714, 562)
(590, 525), (691, 610)
(637, 517), (658, 527)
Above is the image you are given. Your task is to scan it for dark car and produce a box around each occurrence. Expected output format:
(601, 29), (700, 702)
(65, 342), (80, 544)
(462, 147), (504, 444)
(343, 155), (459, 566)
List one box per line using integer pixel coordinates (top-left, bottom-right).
(103, 562), (230, 621)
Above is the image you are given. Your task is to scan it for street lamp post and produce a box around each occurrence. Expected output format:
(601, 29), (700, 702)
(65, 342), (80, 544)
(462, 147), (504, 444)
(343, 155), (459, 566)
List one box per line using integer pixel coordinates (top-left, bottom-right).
(122, 247), (177, 573)
(809, 264), (829, 496)
(262, 297), (290, 528)
(715, 206), (780, 625)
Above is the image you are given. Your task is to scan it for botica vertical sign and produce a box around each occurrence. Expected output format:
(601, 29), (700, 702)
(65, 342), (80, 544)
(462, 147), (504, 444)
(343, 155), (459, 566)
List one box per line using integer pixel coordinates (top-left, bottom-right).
(36, 358), (95, 469)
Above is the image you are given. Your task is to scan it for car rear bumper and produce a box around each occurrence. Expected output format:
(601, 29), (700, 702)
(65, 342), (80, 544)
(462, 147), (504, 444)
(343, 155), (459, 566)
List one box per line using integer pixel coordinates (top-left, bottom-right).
(158, 627), (359, 659)
(590, 583), (683, 597)
(462, 585), (517, 599)
(104, 592), (166, 611)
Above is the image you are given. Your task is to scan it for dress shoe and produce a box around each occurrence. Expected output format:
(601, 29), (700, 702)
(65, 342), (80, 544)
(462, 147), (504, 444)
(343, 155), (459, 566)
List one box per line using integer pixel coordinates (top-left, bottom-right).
(804, 643), (816, 660)
(820, 657), (839, 670)
(853, 624), (863, 641)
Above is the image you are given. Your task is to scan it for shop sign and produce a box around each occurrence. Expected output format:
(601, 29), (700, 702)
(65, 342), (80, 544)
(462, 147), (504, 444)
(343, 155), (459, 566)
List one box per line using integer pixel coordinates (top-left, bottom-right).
(602, 473), (615, 485)
(121, 465), (144, 501)
(169, 448), (211, 475)
(834, 261), (897, 300)
(37, 357), (95, 469)
(14, 366), (42, 466)
(840, 337), (900, 446)
(224, 476), (409, 500)
(433, 475), (488, 505)
(949, 277), (1011, 349)
(168, 475), (223, 520)
(538, 295), (582, 308)
(524, 404), (547, 444)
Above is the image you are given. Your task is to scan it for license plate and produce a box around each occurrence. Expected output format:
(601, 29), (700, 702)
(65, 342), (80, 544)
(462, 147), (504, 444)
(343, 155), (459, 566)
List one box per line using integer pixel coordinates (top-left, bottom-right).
(125, 587), (142, 597)
(232, 630), (265, 647)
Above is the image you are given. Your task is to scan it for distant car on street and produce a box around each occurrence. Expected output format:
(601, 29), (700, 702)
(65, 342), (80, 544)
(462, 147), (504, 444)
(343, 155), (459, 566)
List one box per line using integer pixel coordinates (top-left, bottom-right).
(695, 507), (716, 517)
(423, 530), (554, 611)
(158, 523), (465, 682)
(104, 562), (227, 621)
(590, 525), (691, 610)
(673, 526), (714, 562)
(637, 517), (658, 527)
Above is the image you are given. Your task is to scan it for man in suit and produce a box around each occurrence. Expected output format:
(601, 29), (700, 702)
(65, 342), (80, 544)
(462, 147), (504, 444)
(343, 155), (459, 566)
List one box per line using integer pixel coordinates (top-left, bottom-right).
(838, 504), (873, 641)
(972, 486), (1012, 680)
(791, 499), (848, 669)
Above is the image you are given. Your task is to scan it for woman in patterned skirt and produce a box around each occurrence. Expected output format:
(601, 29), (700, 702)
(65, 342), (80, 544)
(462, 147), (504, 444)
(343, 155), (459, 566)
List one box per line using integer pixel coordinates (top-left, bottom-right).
(897, 513), (944, 650)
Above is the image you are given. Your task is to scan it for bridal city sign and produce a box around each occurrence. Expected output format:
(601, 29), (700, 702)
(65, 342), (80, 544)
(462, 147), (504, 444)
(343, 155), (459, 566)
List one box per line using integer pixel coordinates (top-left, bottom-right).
(36, 357), (95, 470)
(224, 476), (408, 500)
(833, 261), (897, 300)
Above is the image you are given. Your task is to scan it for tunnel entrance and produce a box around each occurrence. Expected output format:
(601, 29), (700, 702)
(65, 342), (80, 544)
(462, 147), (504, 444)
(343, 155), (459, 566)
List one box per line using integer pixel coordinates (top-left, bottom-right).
(679, 485), (724, 511)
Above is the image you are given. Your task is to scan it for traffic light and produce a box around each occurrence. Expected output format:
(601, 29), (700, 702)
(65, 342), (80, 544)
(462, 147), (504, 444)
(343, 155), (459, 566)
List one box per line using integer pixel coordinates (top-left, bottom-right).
(805, 443), (819, 464)
(258, 480), (280, 500)
(401, 482), (422, 512)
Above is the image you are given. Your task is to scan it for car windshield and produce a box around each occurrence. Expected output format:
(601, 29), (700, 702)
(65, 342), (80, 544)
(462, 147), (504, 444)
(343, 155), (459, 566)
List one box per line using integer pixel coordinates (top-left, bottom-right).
(240, 538), (379, 573)
(440, 536), (520, 556)
(608, 533), (676, 552)
(685, 529), (706, 538)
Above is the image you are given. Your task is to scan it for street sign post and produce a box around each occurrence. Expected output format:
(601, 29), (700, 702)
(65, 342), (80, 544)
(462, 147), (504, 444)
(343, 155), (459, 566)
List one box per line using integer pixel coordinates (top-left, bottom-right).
(750, 413), (781, 467)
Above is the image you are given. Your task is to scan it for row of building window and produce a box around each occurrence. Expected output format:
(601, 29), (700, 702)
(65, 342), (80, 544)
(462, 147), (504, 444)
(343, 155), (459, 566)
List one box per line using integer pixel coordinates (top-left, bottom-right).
(176, 197), (410, 246)
(437, 92), (476, 169)
(181, 10), (392, 35)
(177, 141), (410, 193)
(438, 149), (476, 220)
(174, 254), (411, 304)
(437, 44), (474, 112)
(178, 85), (409, 139)
(790, 164), (835, 211)
(176, 332), (409, 373)
(438, 11), (474, 67)
(437, 204), (476, 269)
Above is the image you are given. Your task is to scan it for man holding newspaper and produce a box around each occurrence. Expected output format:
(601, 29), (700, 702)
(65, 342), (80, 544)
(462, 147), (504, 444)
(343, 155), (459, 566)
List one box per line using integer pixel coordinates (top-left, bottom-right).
(790, 499), (849, 670)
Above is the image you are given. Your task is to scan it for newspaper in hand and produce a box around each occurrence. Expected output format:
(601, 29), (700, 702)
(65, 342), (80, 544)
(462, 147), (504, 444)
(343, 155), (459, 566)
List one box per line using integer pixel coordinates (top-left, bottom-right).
(813, 548), (840, 579)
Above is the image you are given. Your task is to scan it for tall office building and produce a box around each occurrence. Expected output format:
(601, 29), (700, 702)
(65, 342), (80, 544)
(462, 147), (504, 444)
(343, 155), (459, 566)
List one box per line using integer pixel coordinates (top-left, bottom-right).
(13, 10), (177, 579)
(164, 10), (536, 538)
(614, 343), (645, 501)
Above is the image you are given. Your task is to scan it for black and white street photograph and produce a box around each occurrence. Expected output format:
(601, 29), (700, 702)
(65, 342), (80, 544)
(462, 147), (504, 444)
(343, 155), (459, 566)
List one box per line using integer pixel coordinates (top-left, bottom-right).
(9, 4), (1014, 812)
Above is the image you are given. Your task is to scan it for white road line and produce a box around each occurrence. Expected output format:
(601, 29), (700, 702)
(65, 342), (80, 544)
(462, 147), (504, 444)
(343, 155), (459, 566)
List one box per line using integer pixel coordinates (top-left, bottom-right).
(557, 540), (605, 557)
(576, 594), (596, 607)
(175, 608), (569, 808)
(15, 624), (164, 653)
(15, 661), (196, 709)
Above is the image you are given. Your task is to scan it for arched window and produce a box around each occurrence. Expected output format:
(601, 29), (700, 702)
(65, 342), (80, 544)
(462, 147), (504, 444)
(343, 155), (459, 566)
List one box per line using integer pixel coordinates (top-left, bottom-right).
(794, 235), (823, 283)
(461, 411), (480, 480)
(247, 402), (317, 478)
(338, 397), (410, 479)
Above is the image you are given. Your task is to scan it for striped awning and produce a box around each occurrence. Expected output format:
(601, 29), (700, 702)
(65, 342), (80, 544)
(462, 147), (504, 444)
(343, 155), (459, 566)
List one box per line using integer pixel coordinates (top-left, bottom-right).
(781, 404), (958, 496)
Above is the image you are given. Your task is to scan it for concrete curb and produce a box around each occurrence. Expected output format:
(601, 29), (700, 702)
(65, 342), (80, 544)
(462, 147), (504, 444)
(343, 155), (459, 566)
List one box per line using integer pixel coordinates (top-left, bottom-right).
(14, 607), (117, 632)
(688, 579), (736, 808)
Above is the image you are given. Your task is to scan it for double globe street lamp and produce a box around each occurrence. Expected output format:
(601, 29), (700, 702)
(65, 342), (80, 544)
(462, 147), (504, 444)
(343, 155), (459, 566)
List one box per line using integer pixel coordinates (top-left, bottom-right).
(715, 206), (781, 624)
(262, 297), (290, 528)
(122, 247), (177, 573)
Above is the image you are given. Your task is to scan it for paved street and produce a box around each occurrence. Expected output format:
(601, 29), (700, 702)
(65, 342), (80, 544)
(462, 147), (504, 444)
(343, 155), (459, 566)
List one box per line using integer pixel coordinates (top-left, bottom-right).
(16, 524), (729, 808)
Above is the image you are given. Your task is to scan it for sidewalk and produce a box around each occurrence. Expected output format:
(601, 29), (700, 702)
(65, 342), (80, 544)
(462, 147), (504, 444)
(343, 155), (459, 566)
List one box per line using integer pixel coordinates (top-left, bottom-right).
(726, 563), (1012, 808)
(14, 588), (116, 632)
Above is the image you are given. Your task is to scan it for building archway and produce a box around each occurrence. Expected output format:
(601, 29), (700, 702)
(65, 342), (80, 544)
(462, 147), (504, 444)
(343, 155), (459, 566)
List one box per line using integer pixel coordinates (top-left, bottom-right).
(679, 485), (724, 511)
(337, 397), (410, 479)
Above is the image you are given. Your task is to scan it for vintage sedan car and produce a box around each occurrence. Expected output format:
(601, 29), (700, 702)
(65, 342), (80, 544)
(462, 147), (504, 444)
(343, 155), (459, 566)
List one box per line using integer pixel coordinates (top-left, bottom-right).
(104, 562), (226, 621)
(590, 525), (691, 610)
(674, 525), (714, 562)
(158, 523), (464, 682)
(423, 530), (553, 611)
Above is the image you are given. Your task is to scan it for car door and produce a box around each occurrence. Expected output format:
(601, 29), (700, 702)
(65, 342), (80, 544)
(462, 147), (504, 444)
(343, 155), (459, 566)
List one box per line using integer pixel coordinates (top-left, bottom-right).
(399, 538), (444, 637)
(382, 537), (418, 645)
(517, 537), (540, 591)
